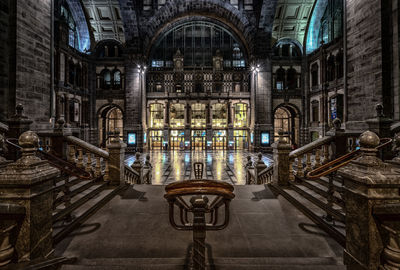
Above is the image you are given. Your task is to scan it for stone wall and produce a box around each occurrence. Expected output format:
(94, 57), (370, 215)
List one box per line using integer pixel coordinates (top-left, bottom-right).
(345, 0), (388, 129)
(0, 0), (11, 122)
(13, 0), (52, 130)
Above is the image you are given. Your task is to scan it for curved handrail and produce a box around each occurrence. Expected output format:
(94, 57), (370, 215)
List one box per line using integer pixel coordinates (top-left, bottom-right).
(65, 136), (109, 159)
(164, 180), (235, 200)
(306, 138), (392, 180)
(6, 138), (92, 180)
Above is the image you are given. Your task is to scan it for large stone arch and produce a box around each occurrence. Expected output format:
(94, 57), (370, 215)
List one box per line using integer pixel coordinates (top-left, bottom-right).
(141, 0), (256, 56)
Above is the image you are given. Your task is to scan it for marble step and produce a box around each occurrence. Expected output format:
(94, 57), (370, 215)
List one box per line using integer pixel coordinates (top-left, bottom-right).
(61, 257), (345, 270)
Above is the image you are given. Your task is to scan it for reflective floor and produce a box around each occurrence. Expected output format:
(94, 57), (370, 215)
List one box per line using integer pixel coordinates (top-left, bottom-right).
(126, 151), (273, 185)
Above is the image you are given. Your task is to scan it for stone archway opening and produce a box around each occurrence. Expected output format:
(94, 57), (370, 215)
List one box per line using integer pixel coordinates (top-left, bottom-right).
(274, 105), (300, 149)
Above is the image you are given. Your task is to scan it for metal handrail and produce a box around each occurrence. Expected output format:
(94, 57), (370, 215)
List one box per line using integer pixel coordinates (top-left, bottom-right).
(306, 138), (392, 180)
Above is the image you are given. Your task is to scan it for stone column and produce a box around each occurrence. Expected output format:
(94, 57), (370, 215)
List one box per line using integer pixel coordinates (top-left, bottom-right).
(0, 131), (60, 262)
(272, 132), (291, 186)
(338, 131), (400, 270)
(64, 95), (70, 127)
(106, 132), (127, 186)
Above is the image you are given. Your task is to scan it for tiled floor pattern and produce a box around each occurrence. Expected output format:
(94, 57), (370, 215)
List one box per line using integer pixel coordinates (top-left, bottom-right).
(125, 150), (273, 185)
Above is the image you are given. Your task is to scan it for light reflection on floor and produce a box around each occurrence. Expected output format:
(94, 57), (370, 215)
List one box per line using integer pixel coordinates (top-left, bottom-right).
(125, 151), (273, 185)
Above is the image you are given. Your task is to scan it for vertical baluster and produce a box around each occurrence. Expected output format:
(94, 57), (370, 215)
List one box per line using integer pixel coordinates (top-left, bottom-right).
(104, 159), (109, 181)
(95, 156), (101, 178)
(77, 148), (84, 168)
(85, 152), (92, 173)
(68, 145), (76, 163)
(289, 158), (295, 181)
(46, 137), (51, 152)
(305, 152), (312, 172)
(315, 148), (321, 168)
(296, 155), (304, 178)
(323, 145), (330, 164)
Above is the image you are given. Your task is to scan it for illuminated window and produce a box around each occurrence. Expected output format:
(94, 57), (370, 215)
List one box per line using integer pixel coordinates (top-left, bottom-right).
(191, 103), (206, 128)
(234, 103), (247, 128)
(212, 104), (227, 128)
(149, 21), (246, 68)
(150, 103), (164, 128)
(170, 103), (185, 128)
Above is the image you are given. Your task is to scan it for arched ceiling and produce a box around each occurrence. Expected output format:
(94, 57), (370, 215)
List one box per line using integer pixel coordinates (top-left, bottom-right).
(272, 0), (316, 45)
(82, 0), (125, 43)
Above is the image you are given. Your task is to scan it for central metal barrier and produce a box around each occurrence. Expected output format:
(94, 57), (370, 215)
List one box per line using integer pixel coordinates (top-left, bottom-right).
(164, 180), (235, 270)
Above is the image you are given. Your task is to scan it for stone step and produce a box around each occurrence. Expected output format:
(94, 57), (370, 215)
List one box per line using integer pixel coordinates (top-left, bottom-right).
(53, 185), (126, 244)
(60, 257), (345, 270)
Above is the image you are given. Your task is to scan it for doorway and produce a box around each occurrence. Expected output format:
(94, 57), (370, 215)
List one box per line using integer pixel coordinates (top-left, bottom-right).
(149, 130), (163, 150)
(233, 130), (248, 150)
(212, 130), (226, 150)
(191, 130), (206, 150)
(274, 105), (300, 147)
(170, 130), (185, 150)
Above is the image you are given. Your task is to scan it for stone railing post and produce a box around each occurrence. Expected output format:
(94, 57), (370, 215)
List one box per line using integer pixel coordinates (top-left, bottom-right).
(337, 131), (400, 270)
(366, 104), (393, 160)
(272, 131), (291, 186)
(5, 104), (32, 161)
(106, 131), (127, 186)
(244, 155), (254, 184)
(131, 152), (143, 183)
(0, 122), (9, 164)
(0, 131), (60, 263)
(142, 154), (152, 184)
(255, 153), (267, 184)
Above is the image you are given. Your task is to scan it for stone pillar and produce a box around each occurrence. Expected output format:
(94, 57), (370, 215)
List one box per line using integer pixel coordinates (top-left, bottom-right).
(272, 132), (291, 186)
(366, 104), (393, 160)
(106, 132), (127, 186)
(0, 131), (60, 262)
(338, 131), (400, 270)
(131, 152), (142, 183)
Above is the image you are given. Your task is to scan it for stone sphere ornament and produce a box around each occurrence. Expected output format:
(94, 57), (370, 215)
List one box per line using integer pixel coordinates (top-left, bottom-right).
(18, 131), (39, 149)
(358, 130), (380, 149)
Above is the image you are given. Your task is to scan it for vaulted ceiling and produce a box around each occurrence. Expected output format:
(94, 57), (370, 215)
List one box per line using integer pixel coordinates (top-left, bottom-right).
(80, 0), (317, 46)
(82, 0), (125, 42)
(272, 0), (315, 45)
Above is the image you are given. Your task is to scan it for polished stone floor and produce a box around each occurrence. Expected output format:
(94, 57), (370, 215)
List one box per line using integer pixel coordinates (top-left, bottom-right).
(125, 151), (273, 185)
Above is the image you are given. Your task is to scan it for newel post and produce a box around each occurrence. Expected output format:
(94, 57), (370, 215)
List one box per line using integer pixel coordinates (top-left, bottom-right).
(338, 131), (400, 270)
(272, 131), (291, 186)
(106, 130), (127, 186)
(0, 131), (60, 263)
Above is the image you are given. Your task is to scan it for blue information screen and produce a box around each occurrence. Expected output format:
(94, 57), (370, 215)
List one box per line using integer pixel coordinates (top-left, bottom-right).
(128, 132), (136, 146)
(260, 132), (270, 146)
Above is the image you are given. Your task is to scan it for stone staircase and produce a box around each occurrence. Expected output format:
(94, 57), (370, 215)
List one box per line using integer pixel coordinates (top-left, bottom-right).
(55, 185), (345, 270)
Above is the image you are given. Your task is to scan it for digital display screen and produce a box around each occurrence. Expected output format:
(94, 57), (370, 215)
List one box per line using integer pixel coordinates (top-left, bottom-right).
(127, 133), (136, 146)
(250, 132), (254, 144)
(260, 132), (270, 146)
(143, 132), (147, 144)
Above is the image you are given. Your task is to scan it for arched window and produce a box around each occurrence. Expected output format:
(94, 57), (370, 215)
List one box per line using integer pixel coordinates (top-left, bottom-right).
(191, 103), (206, 128)
(327, 55), (335, 81)
(170, 103), (185, 128)
(311, 63), (319, 87)
(101, 69), (111, 89)
(149, 103), (164, 128)
(276, 68), (285, 90)
(212, 103), (227, 128)
(336, 51), (343, 79)
(68, 61), (75, 85)
(60, 4), (79, 50)
(273, 39), (303, 58)
(234, 103), (247, 128)
(113, 70), (121, 88)
(149, 21), (247, 68)
(287, 68), (297, 89)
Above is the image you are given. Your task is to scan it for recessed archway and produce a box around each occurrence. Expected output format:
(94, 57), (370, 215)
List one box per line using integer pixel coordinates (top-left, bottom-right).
(274, 104), (300, 148)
